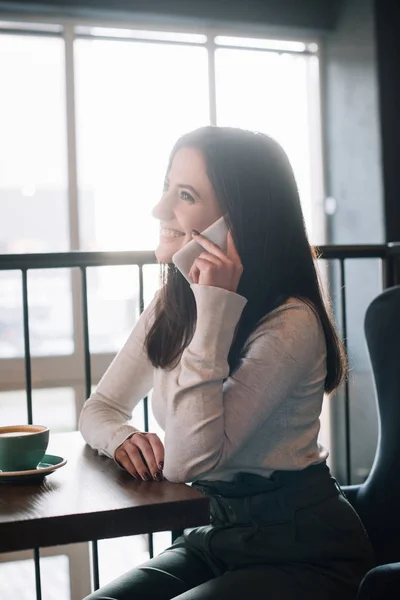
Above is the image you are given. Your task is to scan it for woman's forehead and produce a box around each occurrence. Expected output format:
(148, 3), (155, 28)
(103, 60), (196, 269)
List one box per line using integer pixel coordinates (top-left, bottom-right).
(169, 147), (207, 180)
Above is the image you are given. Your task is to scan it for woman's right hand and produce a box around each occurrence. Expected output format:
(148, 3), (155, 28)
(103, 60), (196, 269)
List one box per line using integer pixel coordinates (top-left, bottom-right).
(115, 432), (164, 481)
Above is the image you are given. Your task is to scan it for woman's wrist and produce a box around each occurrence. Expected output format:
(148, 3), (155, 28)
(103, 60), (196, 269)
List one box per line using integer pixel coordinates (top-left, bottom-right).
(189, 284), (247, 361)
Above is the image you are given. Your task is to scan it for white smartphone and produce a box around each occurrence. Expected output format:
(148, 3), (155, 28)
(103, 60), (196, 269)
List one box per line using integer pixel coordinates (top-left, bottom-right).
(172, 216), (229, 283)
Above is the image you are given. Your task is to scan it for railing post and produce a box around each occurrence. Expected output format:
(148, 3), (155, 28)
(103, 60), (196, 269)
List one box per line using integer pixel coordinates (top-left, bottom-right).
(80, 267), (91, 400)
(21, 269), (33, 425)
(384, 243), (400, 288)
(138, 264), (155, 559)
(391, 245), (400, 285)
(80, 266), (101, 591)
(33, 548), (42, 600)
(339, 259), (352, 486)
(382, 256), (394, 289)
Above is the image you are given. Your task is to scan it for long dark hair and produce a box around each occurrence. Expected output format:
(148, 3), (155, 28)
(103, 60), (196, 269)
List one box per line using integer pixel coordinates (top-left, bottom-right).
(146, 127), (346, 393)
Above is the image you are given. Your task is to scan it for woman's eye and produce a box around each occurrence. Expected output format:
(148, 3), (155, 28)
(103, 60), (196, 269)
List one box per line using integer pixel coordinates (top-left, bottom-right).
(179, 190), (195, 203)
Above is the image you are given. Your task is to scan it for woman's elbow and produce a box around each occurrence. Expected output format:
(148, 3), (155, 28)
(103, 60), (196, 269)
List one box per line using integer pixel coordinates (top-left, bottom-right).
(163, 467), (201, 483)
(163, 469), (187, 483)
(163, 453), (222, 483)
(162, 457), (205, 483)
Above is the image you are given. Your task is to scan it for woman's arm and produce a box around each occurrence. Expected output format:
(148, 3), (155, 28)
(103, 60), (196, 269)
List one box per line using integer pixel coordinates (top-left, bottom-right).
(163, 285), (325, 482)
(79, 294), (157, 459)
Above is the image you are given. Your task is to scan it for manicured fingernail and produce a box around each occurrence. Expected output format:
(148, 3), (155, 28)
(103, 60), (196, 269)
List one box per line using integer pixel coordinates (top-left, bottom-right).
(192, 229), (200, 236)
(142, 472), (151, 481)
(158, 461), (164, 470)
(154, 471), (163, 481)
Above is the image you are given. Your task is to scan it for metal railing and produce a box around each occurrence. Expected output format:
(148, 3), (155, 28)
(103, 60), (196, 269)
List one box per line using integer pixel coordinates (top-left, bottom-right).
(0, 242), (399, 598)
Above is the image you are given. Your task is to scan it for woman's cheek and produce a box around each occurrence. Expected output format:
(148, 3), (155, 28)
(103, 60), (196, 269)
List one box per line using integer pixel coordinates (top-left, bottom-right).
(175, 202), (223, 236)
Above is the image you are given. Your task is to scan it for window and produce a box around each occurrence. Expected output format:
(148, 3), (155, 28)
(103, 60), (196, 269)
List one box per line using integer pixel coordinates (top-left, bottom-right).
(0, 21), (323, 433)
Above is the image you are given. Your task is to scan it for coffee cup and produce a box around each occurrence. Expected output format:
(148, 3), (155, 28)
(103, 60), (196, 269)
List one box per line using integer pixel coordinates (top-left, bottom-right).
(0, 425), (50, 472)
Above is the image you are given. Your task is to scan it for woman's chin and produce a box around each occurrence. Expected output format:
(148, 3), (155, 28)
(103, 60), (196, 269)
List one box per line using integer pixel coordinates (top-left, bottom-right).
(155, 245), (177, 264)
(155, 237), (188, 264)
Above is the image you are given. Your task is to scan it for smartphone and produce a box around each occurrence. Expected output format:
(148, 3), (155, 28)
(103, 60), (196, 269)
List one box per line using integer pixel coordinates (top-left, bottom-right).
(172, 216), (229, 283)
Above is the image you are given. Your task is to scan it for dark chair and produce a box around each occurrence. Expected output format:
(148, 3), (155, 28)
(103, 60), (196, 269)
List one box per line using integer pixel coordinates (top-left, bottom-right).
(340, 285), (400, 599)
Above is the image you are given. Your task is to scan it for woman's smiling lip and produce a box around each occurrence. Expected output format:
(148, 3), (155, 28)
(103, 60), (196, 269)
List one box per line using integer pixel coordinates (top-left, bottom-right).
(160, 227), (186, 241)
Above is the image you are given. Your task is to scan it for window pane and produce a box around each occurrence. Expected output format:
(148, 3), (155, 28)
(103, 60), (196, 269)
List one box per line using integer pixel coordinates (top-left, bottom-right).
(98, 534), (149, 586)
(0, 34), (68, 254)
(215, 48), (315, 239)
(0, 387), (76, 431)
(0, 35), (72, 359)
(87, 265), (140, 353)
(0, 555), (70, 600)
(86, 264), (161, 354)
(0, 271), (23, 358)
(75, 38), (209, 252)
(0, 269), (73, 358)
(28, 269), (74, 356)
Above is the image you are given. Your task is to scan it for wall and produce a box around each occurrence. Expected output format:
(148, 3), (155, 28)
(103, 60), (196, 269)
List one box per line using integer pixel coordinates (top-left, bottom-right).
(322, 0), (383, 483)
(0, 0), (343, 30)
(374, 0), (400, 242)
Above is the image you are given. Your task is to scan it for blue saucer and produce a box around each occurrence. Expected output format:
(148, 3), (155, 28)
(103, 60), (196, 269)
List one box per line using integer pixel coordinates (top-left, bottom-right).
(0, 454), (67, 483)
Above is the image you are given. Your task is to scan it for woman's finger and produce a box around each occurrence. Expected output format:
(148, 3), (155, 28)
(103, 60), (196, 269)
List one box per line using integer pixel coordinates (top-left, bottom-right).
(122, 441), (151, 481)
(131, 434), (163, 481)
(192, 231), (229, 261)
(226, 231), (242, 265)
(146, 433), (165, 471)
(189, 262), (200, 284)
(114, 447), (140, 479)
(192, 257), (219, 275)
(197, 251), (221, 266)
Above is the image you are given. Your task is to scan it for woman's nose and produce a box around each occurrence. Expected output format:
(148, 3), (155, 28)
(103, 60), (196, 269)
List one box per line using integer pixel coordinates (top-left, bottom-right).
(152, 193), (175, 221)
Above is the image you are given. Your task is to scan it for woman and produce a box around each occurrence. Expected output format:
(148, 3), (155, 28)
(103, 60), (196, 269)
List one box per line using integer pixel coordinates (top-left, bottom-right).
(80, 127), (374, 599)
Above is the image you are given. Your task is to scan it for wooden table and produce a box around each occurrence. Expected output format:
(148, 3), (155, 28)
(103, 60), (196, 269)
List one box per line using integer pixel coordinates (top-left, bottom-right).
(0, 431), (210, 553)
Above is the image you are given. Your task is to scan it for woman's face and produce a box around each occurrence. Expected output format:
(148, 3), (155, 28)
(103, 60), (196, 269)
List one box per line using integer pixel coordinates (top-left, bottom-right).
(152, 147), (223, 263)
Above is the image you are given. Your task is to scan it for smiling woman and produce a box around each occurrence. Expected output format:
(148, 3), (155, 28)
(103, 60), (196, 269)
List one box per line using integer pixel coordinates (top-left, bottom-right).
(80, 126), (374, 600)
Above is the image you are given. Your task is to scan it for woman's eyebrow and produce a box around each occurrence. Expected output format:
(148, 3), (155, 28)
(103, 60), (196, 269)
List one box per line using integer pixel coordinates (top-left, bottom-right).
(177, 183), (202, 199)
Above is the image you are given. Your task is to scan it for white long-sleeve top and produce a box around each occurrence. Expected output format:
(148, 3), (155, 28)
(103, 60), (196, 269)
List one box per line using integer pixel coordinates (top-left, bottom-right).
(79, 284), (329, 483)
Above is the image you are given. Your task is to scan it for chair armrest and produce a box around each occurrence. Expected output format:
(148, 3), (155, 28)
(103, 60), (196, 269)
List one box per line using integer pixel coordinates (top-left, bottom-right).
(358, 563), (400, 599)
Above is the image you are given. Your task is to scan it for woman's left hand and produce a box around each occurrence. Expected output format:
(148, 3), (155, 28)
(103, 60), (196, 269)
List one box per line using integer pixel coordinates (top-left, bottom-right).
(188, 230), (243, 293)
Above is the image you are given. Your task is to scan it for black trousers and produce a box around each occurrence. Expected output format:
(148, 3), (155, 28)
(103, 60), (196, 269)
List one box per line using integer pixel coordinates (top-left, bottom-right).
(84, 463), (374, 599)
